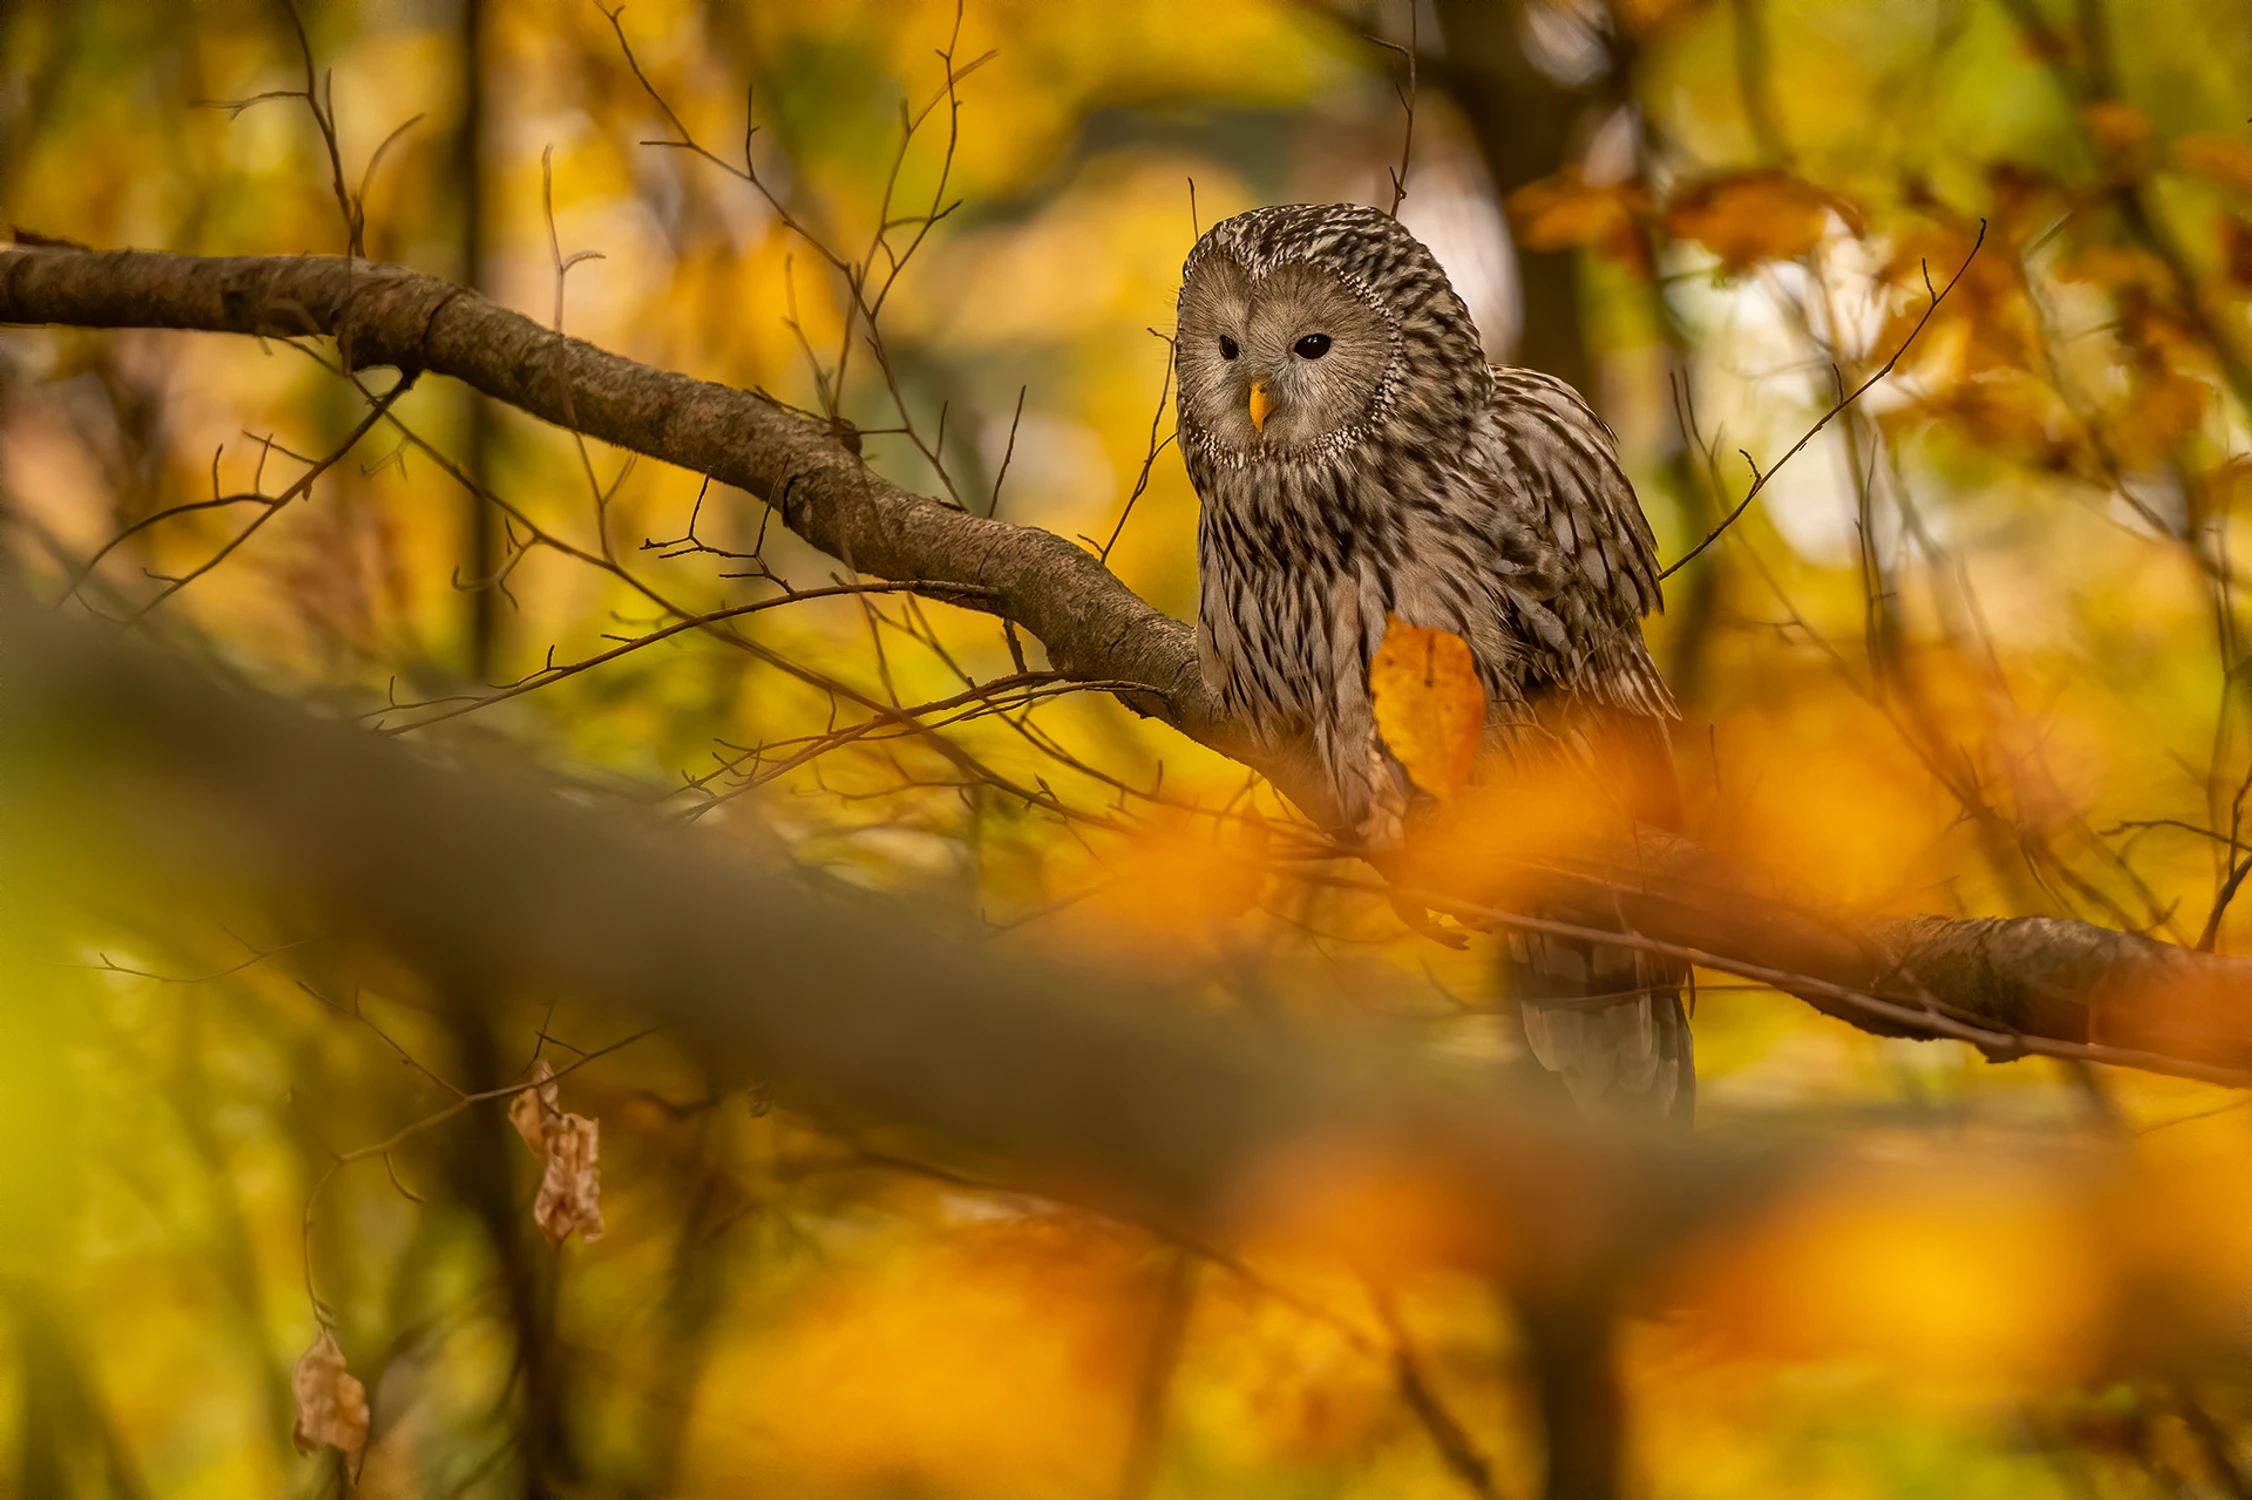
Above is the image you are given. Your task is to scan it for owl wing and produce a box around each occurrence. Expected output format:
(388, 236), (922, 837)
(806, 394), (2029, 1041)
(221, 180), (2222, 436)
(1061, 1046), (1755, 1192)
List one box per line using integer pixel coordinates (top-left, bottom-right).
(1479, 365), (1678, 725)
(1416, 366), (1694, 1122)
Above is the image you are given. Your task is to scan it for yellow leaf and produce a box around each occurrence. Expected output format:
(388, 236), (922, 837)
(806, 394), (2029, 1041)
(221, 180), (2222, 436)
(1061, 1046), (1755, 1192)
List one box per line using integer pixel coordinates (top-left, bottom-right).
(1664, 169), (1857, 269)
(2176, 131), (2252, 195)
(291, 1328), (370, 1474)
(1369, 618), (1484, 800)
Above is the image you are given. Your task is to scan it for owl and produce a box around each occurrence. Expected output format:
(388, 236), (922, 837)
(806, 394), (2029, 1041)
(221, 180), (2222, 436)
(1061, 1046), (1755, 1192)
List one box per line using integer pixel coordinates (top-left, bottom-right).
(1174, 203), (1691, 1120)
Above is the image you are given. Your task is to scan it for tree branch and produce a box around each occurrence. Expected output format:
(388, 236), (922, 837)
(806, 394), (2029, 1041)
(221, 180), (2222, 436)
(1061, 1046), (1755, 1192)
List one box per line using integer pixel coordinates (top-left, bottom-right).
(0, 242), (1260, 768)
(2, 587), (1751, 1279)
(7, 241), (2251, 1086)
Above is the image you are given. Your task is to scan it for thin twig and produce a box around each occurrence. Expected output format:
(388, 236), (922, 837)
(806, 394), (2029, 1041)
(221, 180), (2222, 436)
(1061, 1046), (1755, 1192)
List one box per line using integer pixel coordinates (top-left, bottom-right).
(1660, 221), (1987, 580)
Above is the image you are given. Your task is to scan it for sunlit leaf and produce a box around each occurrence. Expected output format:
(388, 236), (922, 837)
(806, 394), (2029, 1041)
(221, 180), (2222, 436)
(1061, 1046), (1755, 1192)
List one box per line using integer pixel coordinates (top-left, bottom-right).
(1369, 618), (1485, 801)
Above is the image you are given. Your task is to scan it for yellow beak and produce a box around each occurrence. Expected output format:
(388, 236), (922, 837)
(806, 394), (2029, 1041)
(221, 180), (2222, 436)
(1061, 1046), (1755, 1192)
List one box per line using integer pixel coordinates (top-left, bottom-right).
(1248, 380), (1271, 434)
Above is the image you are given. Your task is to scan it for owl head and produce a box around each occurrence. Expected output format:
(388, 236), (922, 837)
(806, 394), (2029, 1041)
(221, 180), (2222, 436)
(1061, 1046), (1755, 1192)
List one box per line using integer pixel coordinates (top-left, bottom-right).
(1174, 204), (1493, 467)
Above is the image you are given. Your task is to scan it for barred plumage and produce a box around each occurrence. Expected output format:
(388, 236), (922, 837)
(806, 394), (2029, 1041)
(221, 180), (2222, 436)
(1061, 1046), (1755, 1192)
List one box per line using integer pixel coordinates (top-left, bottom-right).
(1175, 203), (1692, 1120)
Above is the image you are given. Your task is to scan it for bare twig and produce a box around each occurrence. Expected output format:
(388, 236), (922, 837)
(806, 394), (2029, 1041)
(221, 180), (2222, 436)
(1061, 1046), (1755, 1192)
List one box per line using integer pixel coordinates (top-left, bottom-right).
(1100, 332), (1178, 565)
(1660, 222), (1986, 581)
(1371, 8), (1419, 217)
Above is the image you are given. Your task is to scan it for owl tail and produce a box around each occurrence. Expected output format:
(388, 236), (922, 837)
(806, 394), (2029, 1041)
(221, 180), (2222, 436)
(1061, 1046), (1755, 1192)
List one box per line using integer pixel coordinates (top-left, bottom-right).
(1507, 931), (1694, 1124)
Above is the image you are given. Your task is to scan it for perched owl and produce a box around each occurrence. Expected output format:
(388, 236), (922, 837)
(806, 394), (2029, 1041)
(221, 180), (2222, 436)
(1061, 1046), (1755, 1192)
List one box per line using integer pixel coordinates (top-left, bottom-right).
(1174, 202), (1691, 1120)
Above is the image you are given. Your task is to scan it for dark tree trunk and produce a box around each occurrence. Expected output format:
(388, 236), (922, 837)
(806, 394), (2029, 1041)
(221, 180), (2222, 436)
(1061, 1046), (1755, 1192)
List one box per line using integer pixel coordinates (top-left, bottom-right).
(1431, 0), (1593, 395)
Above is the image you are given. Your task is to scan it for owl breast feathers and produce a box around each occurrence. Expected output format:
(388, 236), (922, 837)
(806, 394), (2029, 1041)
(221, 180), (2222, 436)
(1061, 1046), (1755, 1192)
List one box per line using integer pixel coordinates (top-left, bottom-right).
(1173, 202), (1692, 1121)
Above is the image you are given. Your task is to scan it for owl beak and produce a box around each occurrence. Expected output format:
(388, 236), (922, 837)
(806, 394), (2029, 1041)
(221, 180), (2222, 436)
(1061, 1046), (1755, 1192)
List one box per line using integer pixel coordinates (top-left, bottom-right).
(1247, 379), (1272, 434)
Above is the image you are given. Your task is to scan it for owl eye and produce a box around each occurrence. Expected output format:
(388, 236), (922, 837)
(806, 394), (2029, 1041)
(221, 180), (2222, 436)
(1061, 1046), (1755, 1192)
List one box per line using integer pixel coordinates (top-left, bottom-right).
(1294, 333), (1333, 360)
(1218, 335), (1240, 361)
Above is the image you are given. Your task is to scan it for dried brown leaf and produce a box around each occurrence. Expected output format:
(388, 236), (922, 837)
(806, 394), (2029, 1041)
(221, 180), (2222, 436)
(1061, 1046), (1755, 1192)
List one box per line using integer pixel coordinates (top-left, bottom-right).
(511, 1057), (604, 1246)
(533, 1110), (605, 1246)
(509, 1057), (560, 1156)
(291, 1327), (370, 1474)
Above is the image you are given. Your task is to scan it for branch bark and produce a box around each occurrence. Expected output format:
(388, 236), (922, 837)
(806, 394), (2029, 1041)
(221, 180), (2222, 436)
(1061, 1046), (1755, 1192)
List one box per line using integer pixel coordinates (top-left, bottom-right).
(5, 241), (2250, 1086)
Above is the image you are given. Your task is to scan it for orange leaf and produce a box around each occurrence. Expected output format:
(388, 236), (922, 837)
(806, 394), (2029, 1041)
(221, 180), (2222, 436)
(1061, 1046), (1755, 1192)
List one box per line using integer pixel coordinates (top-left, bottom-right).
(1664, 169), (1856, 269)
(291, 1328), (370, 1474)
(1506, 167), (1646, 252)
(2174, 130), (2252, 195)
(1369, 618), (1484, 800)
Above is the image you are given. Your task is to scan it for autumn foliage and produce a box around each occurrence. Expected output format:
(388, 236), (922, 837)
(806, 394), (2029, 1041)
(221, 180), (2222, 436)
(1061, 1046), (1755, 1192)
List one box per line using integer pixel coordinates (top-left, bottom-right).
(8, 2), (2252, 1499)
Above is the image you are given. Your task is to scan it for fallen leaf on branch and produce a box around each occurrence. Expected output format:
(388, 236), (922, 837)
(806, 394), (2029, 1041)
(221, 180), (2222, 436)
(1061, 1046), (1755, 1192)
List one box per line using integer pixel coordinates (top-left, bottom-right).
(511, 1058), (605, 1246)
(1369, 619), (1484, 801)
(291, 1327), (370, 1474)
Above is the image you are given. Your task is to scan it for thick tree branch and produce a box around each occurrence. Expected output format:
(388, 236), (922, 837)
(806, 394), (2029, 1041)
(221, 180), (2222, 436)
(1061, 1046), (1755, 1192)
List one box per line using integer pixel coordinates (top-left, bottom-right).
(2, 588), (1752, 1281)
(6, 241), (2251, 1086)
(0, 242), (1259, 768)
